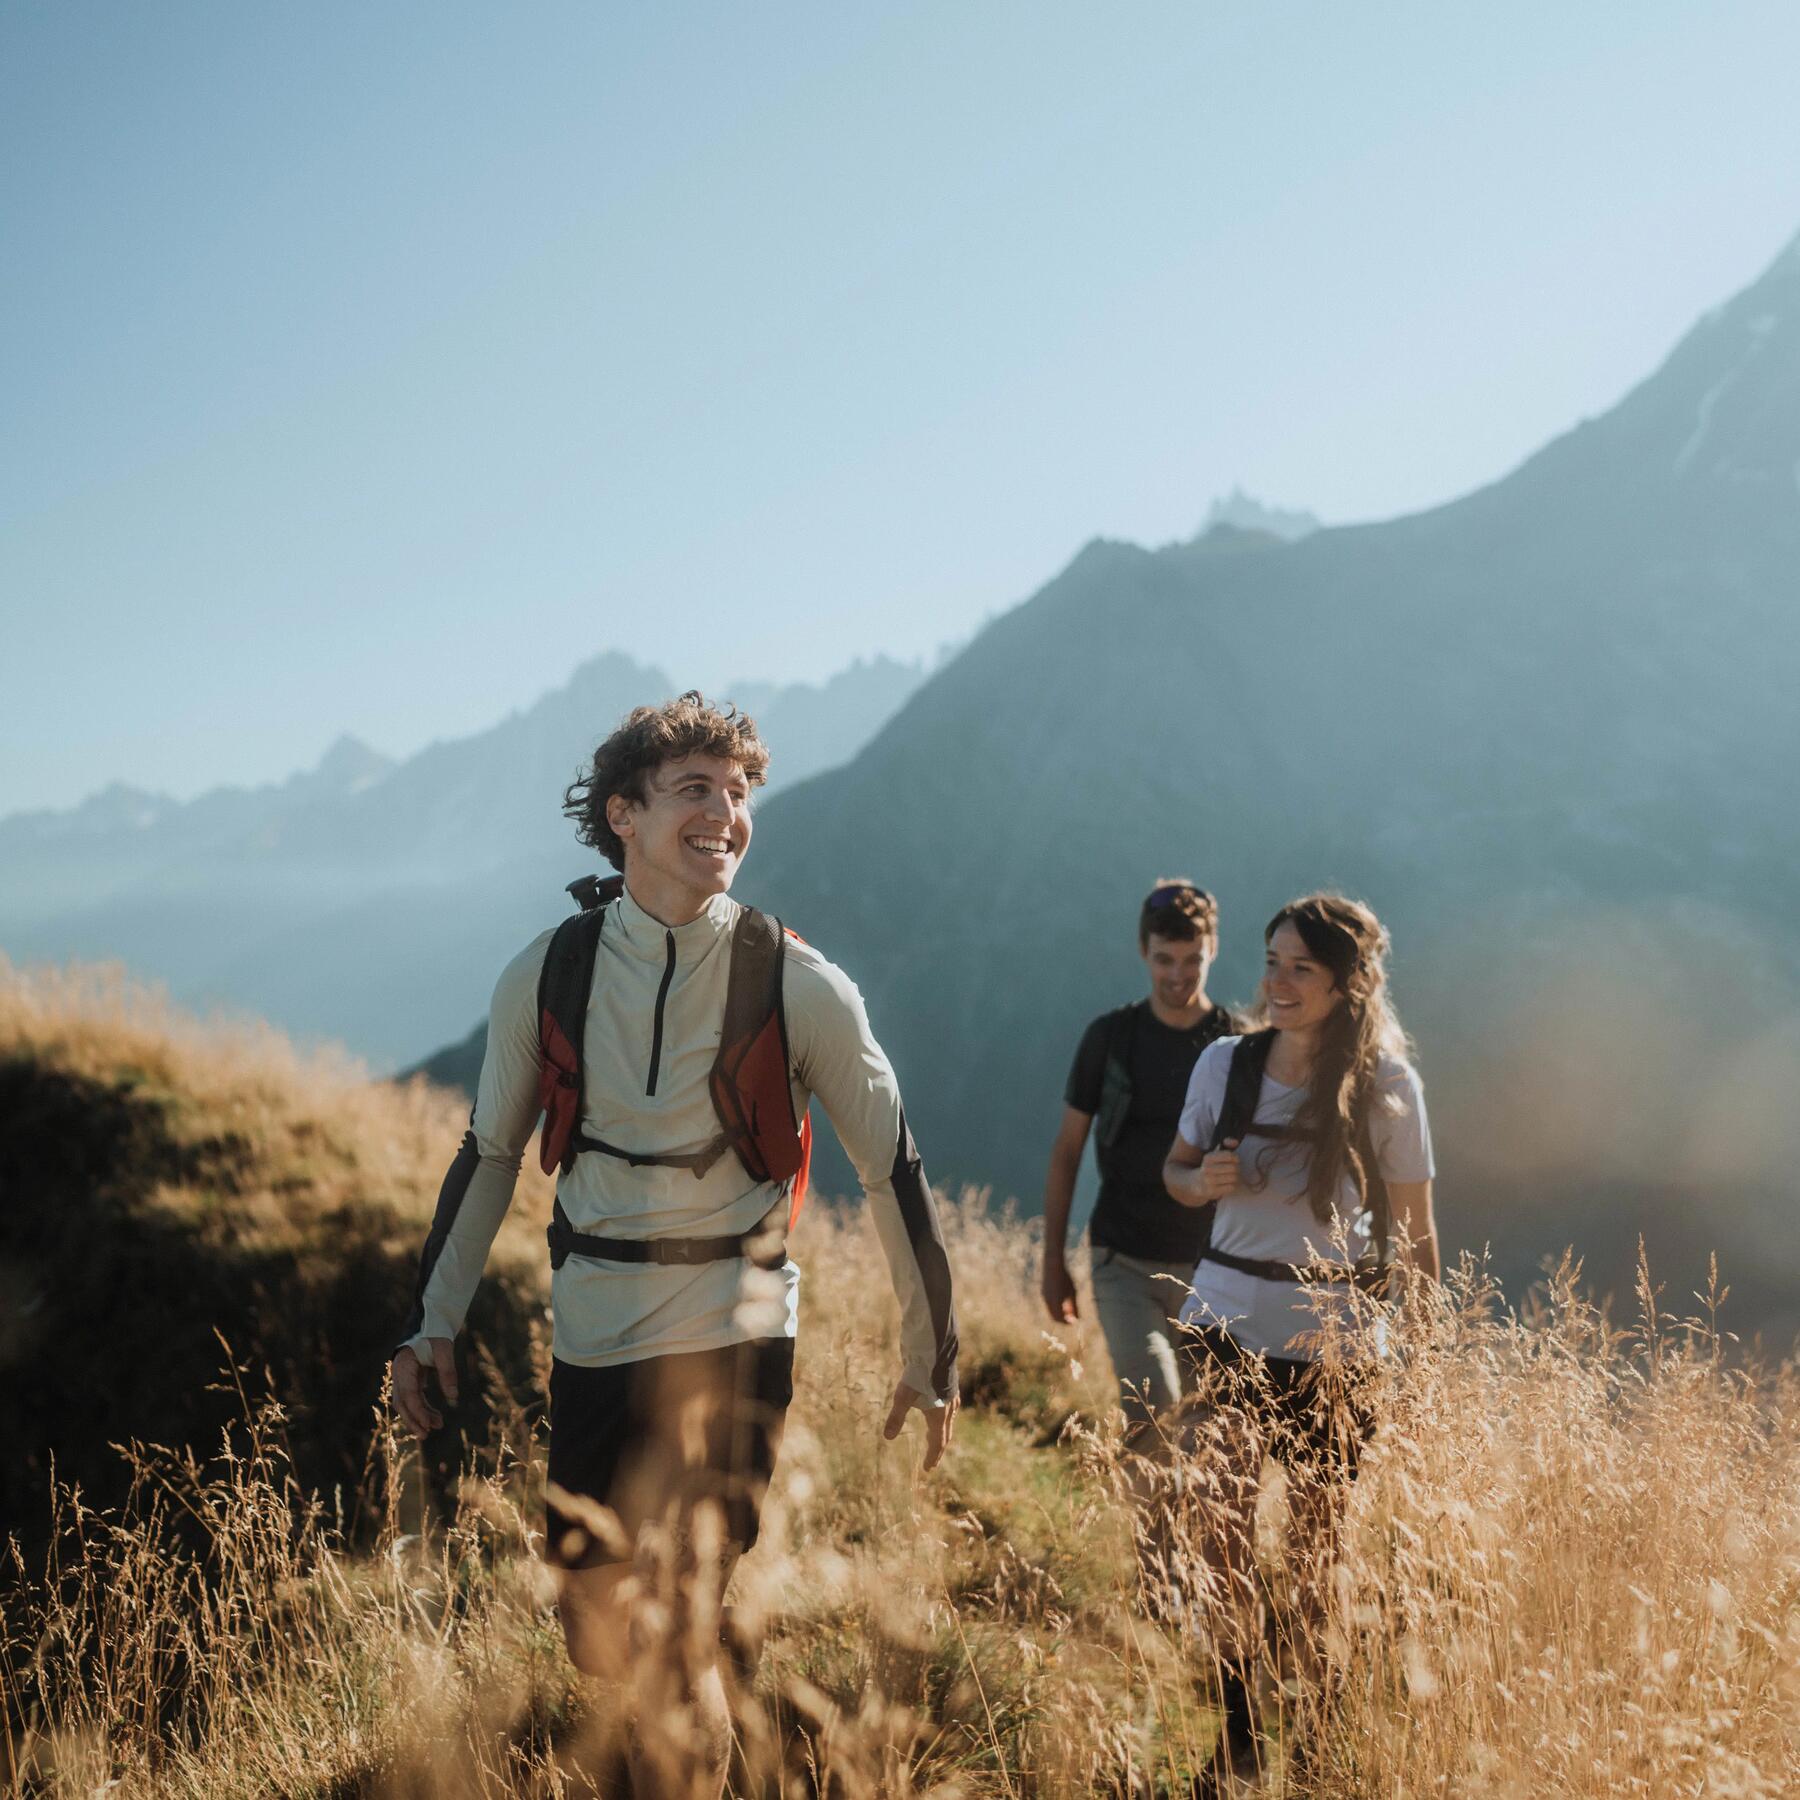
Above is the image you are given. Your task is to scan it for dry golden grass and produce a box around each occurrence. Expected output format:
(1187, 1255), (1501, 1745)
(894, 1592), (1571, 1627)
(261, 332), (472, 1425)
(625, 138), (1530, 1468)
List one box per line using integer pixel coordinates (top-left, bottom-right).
(4, 960), (1799, 1796)
(0, 955), (554, 1273)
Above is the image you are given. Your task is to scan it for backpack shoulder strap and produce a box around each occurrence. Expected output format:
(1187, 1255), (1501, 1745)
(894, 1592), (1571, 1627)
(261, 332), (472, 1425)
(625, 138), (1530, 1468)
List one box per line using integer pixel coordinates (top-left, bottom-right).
(719, 904), (786, 1058)
(1111, 1000), (1143, 1062)
(1210, 1028), (1275, 1152)
(709, 905), (808, 1207)
(1094, 1002), (1140, 1150)
(534, 876), (620, 1176)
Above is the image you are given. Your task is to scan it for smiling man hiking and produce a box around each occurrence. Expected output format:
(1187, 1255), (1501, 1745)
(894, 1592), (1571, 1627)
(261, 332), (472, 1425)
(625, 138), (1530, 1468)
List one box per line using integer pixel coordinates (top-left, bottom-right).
(1041, 880), (1236, 1433)
(391, 690), (959, 1798)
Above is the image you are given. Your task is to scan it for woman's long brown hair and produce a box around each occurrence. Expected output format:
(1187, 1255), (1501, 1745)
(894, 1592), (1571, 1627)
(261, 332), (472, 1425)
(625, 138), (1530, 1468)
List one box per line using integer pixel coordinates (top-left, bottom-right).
(1253, 893), (1410, 1226)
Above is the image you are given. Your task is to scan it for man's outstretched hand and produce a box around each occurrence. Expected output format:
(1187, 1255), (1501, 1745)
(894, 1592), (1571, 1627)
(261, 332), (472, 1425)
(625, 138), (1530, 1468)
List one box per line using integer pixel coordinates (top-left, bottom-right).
(392, 1337), (458, 1438)
(882, 1379), (958, 1472)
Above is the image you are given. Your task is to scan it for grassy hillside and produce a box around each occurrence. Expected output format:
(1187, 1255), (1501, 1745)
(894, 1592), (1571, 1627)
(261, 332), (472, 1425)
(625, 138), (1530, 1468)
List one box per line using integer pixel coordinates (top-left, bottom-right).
(4, 962), (1798, 1796)
(0, 959), (555, 1543)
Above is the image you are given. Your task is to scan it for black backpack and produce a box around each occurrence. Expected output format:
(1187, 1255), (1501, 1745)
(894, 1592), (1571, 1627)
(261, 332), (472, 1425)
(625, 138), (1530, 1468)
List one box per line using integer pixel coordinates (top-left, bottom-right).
(1093, 1001), (1235, 1265)
(1208, 1028), (1392, 1267)
(1094, 1001), (1236, 1152)
(1092, 1003), (1142, 1153)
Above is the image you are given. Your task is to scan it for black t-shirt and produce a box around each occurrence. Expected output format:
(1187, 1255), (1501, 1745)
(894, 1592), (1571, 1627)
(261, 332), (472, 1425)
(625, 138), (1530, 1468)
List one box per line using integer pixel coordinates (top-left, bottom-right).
(1064, 1000), (1237, 1264)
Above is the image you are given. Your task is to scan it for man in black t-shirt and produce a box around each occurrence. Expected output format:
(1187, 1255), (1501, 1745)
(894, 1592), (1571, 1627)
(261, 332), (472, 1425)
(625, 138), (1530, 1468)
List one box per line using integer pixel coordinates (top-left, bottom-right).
(1041, 880), (1236, 1429)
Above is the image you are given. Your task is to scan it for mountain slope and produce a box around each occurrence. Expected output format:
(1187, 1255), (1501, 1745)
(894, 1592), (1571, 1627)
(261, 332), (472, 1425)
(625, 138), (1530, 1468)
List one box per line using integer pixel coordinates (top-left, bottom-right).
(733, 230), (1800, 1332)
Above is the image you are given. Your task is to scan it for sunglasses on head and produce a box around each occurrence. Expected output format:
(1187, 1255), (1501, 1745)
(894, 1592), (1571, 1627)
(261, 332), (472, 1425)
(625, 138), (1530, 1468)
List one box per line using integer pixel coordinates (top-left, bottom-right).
(1145, 882), (1206, 910)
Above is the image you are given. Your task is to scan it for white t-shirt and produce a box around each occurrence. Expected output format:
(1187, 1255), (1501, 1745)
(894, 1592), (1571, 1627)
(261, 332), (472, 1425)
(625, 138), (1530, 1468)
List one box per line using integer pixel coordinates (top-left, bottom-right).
(1174, 1036), (1434, 1360)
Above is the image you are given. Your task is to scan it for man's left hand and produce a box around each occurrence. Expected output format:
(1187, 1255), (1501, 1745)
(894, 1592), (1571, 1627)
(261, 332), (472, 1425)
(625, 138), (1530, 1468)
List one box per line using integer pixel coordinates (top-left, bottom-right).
(882, 1379), (958, 1472)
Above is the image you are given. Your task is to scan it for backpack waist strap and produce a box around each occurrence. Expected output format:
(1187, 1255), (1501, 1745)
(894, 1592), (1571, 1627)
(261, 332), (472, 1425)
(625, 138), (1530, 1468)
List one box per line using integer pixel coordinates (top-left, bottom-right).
(566, 1129), (732, 1179)
(546, 1197), (787, 1273)
(1199, 1245), (1391, 1293)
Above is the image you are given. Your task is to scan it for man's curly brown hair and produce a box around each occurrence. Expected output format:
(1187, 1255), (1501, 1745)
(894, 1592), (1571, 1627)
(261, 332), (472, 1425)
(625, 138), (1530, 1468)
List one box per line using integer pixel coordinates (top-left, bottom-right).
(563, 691), (771, 872)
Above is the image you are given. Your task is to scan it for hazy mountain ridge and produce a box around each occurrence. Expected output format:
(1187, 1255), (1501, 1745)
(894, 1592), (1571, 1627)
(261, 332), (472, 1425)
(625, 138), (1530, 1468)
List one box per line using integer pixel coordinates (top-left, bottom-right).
(3, 733), (396, 845)
(0, 652), (927, 1064)
(0, 737), (400, 918)
(2, 653), (925, 881)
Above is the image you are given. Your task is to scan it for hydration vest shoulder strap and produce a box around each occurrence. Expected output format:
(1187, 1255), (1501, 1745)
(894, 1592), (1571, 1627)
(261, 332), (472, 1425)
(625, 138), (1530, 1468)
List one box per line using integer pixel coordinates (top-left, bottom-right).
(709, 907), (808, 1207)
(534, 880), (809, 1219)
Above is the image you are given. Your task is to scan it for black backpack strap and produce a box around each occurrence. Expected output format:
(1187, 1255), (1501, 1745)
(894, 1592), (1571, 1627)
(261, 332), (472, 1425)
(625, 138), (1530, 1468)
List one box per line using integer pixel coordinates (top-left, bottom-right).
(1210, 1028), (1275, 1151)
(539, 886), (806, 1205)
(535, 881), (617, 1176)
(547, 1195), (786, 1273)
(539, 875), (622, 1038)
(1200, 1244), (1392, 1292)
(566, 1127), (731, 1177)
(537, 912), (606, 1057)
(1094, 1003), (1140, 1151)
(1203, 1027), (1397, 1272)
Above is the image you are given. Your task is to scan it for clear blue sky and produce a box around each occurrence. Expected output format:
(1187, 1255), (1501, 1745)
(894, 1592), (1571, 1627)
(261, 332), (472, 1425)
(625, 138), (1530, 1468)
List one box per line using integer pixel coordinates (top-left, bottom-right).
(4, 1), (1797, 812)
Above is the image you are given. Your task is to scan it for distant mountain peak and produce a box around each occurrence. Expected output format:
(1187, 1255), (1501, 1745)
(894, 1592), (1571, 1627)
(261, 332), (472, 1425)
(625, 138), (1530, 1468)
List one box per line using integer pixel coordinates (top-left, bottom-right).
(297, 734), (396, 798)
(84, 782), (171, 831)
(565, 649), (673, 692)
(1198, 488), (1321, 543)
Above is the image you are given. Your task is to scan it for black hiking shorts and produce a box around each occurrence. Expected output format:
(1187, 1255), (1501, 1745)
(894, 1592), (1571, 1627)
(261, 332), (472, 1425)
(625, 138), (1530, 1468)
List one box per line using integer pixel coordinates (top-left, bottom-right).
(1175, 1324), (1375, 1485)
(545, 1336), (795, 1571)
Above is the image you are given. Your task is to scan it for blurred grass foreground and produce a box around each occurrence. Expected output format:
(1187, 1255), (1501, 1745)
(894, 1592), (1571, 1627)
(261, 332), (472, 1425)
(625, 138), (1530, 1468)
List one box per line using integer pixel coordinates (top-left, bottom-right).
(3, 958), (1798, 1797)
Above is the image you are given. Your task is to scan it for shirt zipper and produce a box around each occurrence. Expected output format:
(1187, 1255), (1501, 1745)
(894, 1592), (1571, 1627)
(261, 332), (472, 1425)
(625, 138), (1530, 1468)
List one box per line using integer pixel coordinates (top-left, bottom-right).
(645, 931), (676, 1095)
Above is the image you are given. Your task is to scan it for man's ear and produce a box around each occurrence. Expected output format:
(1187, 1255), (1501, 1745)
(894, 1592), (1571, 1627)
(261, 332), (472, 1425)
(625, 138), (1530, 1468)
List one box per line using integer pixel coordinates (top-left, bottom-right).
(605, 791), (636, 845)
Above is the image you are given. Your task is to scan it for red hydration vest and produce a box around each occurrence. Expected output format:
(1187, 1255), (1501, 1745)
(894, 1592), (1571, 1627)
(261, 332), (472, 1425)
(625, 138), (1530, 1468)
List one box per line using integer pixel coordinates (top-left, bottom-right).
(533, 874), (813, 1231)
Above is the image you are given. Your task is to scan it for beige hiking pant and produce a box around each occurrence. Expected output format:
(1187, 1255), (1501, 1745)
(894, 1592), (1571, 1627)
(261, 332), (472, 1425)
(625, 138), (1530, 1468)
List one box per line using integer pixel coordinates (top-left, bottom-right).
(1089, 1246), (1199, 1427)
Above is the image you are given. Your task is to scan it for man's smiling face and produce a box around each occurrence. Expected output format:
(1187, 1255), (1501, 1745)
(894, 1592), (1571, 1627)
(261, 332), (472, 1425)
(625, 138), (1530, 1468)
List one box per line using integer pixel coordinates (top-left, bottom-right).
(1141, 931), (1212, 1013)
(606, 753), (753, 924)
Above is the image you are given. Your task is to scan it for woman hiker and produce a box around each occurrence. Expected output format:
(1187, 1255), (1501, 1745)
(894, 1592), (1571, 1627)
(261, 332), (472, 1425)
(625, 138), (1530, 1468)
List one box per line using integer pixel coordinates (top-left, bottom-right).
(1161, 893), (1438, 1795)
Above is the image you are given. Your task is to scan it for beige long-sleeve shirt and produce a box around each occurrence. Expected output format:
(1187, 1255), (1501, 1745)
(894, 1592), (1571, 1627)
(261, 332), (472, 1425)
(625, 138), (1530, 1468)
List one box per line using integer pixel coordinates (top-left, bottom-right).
(402, 882), (958, 1399)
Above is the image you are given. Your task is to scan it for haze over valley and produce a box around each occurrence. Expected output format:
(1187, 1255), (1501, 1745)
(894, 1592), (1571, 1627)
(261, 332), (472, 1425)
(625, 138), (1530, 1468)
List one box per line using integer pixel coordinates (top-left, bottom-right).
(0, 654), (927, 1064)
